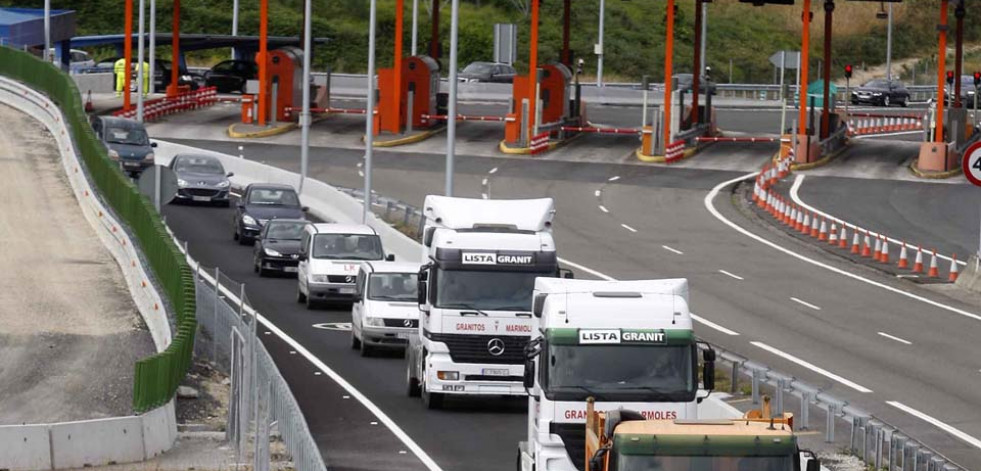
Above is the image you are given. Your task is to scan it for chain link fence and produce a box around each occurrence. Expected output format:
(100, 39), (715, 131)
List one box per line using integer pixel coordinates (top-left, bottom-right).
(192, 262), (328, 471)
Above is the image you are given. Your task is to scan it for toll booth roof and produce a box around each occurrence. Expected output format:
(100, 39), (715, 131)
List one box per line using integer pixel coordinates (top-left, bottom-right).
(71, 33), (329, 52)
(0, 7), (76, 46)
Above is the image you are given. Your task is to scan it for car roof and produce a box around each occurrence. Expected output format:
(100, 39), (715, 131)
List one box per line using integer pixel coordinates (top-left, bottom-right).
(362, 261), (421, 274)
(247, 183), (296, 192)
(174, 153), (221, 163)
(309, 223), (377, 235)
(263, 218), (309, 225)
(99, 116), (143, 128)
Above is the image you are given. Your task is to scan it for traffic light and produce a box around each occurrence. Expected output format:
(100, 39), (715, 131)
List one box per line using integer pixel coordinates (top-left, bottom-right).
(947, 71), (955, 84)
(974, 71), (980, 88)
(844, 64), (853, 79)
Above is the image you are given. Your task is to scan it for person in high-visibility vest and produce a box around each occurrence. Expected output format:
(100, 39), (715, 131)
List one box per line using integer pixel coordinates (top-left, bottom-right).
(113, 58), (127, 97)
(141, 60), (150, 96)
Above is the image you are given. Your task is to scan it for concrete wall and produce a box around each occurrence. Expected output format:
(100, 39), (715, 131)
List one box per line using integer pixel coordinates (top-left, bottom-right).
(72, 72), (115, 94)
(0, 76), (177, 470)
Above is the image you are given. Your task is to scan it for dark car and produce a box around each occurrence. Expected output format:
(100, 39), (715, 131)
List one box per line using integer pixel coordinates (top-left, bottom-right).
(672, 73), (717, 95)
(459, 62), (516, 83)
(234, 183), (307, 245)
(90, 116), (156, 176)
(169, 154), (233, 206)
(204, 60), (258, 93)
(943, 75), (980, 107)
(851, 79), (909, 107)
(253, 219), (309, 276)
(95, 57), (201, 91)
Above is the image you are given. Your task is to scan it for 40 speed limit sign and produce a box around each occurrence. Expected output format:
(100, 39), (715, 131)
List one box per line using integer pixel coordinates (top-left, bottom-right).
(964, 141), (981, 186)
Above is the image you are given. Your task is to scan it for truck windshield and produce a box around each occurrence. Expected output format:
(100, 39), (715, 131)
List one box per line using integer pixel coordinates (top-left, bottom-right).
(545, 344), (696, 402)
(434, 268), (545, 311)
(616, 455), (793, 471)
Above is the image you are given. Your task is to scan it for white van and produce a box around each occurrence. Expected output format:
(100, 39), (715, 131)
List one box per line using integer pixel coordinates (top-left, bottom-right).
(351, 261), (421, 356)
(296, 223), (394, 309)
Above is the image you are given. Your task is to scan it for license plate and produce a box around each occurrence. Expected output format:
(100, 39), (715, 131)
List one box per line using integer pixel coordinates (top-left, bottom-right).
(192, 196), (211, 202)
(283, 266), (298, 273)
(339, 287), (355, 294)
(396, 332), (410, 339)
(482, 368), (509, 376)
(123, 162), (140, 168)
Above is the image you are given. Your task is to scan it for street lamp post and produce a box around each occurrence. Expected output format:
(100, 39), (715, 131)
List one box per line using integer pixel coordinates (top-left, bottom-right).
(596, 0), (605, 87)
(299, 0), (312, 194)
(364, 0), (378, 223)
(446, 0), (461, 196)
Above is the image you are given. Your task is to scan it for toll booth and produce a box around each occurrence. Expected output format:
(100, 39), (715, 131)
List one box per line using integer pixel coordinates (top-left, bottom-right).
(266, 47), (304, 122)
(377, 55), (440, 134)
(505, 63), (573, 146)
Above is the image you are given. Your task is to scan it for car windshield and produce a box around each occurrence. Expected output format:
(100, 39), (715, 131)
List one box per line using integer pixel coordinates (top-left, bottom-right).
(312, 233), (384, 260)
(105, 127), (149, 146)
(463, 63), (494, 74)
(616, 455), (793, 471)
(175, 156), (224, 175)
(434, 269), (545, 311)
(864, 79), (890, 88)
(264, 221), (306, 240)
(546, 344), (695, 401)
(368, 273), (418, 301)
(248, 188), (300, 206)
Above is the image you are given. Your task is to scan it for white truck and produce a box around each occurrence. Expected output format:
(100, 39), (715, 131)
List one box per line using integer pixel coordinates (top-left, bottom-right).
(405, 196), (566, 409)
(518, 278), (716, 471)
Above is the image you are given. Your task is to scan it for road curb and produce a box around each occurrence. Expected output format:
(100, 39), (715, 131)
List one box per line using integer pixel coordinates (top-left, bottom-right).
(908, 159), (963, 179)
(368, 126), (445, 147)
(498, 133), (580, 155)
(227, 121), (298, 139)
(790, 143), (848, 171)
(634, 146), (698, 164)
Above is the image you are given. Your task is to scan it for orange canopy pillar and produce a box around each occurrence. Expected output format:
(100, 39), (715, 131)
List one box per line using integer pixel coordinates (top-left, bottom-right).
(527, 0), (540, 140)
(798, 0), (811, 137)
(257, 0), (269, 125)
(663, 0), (676, 149)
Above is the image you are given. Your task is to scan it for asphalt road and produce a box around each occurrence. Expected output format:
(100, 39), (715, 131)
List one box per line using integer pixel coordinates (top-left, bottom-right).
(163, 137), (981, 469)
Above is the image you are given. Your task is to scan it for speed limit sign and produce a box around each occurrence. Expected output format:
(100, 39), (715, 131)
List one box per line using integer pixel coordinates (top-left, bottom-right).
(963, 141), (981, 186)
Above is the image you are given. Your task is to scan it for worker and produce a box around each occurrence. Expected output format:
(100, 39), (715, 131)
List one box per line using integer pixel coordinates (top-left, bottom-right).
(113, 57), (127, 97)
(141, 60), (150, 96)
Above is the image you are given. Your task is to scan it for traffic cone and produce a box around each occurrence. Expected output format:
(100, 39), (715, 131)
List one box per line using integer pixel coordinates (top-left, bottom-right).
(912, 246), (924, 273)
(828, 222), (838, 244)
(897, 243), (909, 269)
(839, 225), (849, 249)
(880, 238), (890, 264)
(861, 233), (872, 257)
(790, 207), (798, 228)
(927, 250), (940, 278)
(873, 237), (883, 261)
(783, 203), (792, 225)
(818, 219), (829, 241)
(949, 254), (960, 282)
(809, 214), (819, 237)
(798, 211), (808, 233)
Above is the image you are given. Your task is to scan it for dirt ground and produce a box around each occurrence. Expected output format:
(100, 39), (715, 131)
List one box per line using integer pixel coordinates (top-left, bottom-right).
(0, 103), (155, 424)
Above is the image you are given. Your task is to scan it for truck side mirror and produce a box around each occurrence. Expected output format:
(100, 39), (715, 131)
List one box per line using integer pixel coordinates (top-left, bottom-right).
(532, 293), (547, 317)
(559, 268), (574, 279)
(523, 359), (535, 389)
(806, 458), (820, 471)
(417, 280), (428, 306)
(702, 348), (716, 391)
(424, 227), (436, 247)
(386, 254), (396, 261)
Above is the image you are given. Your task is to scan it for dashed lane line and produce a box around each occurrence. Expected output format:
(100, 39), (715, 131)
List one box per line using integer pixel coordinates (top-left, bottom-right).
(718, 269), (744, 280)
(608, 175), (620, 182)
(594, 189), (602, 197)
(621, 223), (638, 233)
(789, 297), (821, 311)
(690, 314), (740, 336)
(598, 205), (609, 213)
(887, 401), (981, 450)
(751, 341), (873, 393)
(877, 331), (912, 345)
(661, 245), (684, 255)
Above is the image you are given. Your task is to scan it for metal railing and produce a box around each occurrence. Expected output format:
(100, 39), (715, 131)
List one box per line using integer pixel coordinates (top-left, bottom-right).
(190, 260), (328, 471)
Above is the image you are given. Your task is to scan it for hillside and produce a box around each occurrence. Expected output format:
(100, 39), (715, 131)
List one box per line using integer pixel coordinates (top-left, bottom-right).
(1, 0), (974, 83)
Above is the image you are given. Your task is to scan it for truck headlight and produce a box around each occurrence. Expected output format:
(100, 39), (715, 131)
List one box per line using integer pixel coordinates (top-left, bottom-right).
(242, 214), (258, 226)
(437, 371), (459, 381)
(264, 248), (282, 257)
(310, 274), (329, 283)
(365, 317), (384, 327)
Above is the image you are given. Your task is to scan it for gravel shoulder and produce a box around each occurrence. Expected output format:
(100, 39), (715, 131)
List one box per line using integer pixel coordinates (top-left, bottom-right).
(0, 103), (155, 424)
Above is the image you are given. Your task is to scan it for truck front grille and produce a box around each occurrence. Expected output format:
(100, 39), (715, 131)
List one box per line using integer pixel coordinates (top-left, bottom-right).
(427, 333), (528, 365)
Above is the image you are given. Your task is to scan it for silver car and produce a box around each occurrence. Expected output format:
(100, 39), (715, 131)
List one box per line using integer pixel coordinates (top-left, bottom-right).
(169, 154), (233, 206)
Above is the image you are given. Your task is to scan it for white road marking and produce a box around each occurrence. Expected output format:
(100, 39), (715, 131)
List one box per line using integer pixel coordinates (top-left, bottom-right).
(877, 331), (912, 345)
(751, 341), (873, 393)
(789, 297), (821, 310)
(556, 257), (740, 336)
(594, 189), (601, 197)
(481, 178), (488, 186)
(608, 175), (620, 182)
(621, 223), (638, 233)
(481, 193), (488, 200)
(314, 371), (322, 375)
(718, 269), (744, 280)
(598, 205), (609, 213)
(661, 245), (684, 255)
(705, 173), (981, 323)
(312, 322), (353, 331)
(488, 167), (498, 174)
(852, 130), (924, 139)
(691, 314), (741, 336)
(887, 401), (981, 450)
(789, 174), (966, 267)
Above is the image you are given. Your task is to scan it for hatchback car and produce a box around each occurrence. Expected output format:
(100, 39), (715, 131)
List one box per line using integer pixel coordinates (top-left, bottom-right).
(296, 223), (394, 309)
(169, 154), (232, 205)
(851, 79), (909, 107)
(459, 62), (516, 83)
(234, 183), (307, 245)
(351, 262), (420, 356)
(90, 116), (156, 176)
(204, 60), (258, 93)
(253, 219), (309, 276)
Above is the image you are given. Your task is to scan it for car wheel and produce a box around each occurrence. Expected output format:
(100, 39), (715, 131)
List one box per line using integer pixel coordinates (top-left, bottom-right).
(253, 255), (259, 273)
(233, 225), (239, 241)
(305, 293), (317, 310)
(406, 359), (421, 397)
(256, 258), (267, 277)
(421, 378), (444, 410)
(359, 336), (373, 357)
(296, 285), (307, 303)
(901, 98), (909, 108)
(351, 328), (361, 349)
(883, 95), (891, 107)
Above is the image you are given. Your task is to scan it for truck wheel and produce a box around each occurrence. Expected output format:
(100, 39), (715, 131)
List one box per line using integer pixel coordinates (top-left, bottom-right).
(305, 294), (317, 310)
(359, 337), (373, 357)
(406, 360), (421, 397)
(422, 384), (444, 409)
(351, 328), (361, 349)
(296, 286), (307, 303)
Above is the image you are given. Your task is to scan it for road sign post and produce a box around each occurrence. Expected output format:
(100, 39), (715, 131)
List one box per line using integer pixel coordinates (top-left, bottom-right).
(962, 141), (981, 186)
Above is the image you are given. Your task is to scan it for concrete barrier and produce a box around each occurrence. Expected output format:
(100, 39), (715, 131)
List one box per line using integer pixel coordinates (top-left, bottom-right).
(71, 72), (114, 94)
(50, 417), (145, 469)
(0, 425), (52, 470)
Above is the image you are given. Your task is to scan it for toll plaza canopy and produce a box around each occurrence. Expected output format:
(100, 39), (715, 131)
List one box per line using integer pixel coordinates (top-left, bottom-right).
(0, 7), (76, 58)
(71, 33), (329, 63)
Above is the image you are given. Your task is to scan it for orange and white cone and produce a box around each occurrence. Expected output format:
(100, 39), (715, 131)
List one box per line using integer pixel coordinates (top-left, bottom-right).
(927, 250), (940, 278)
(783, 204), (792, 225)
(897, 243), (909, 269)
(873, 236), (882, 261)
(800, 212), (811, 234)
(839, 225), (849, 249)
(880, 238), (890, 264)
(912, 246), (924, 273)
(828, 222), (838, 245)
(950, 254), (960, 282)
(818, 219), (829, 241)
(791, 207), (800, 228)
(810, 215), (820, 238)
(861, 233), (872, 257)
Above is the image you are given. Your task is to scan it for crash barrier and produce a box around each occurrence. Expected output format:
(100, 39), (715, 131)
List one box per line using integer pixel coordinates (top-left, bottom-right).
(112, 86), (219, 122)
(703, 343), (967, 471)
(696, 136), (778, 143)
(168, 254), (328, 471)
(421, 113), (508, 123)
(664, 140), (686, 163)
(560, 125), (642, 135)
(752, 151), (965, 281)
(846, 114), (925, 136)
(0, 46), (196, 414)
(530, 131), (550, 155)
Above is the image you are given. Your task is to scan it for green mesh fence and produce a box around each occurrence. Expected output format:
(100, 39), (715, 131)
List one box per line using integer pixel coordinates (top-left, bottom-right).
(0, 47), (196, 413)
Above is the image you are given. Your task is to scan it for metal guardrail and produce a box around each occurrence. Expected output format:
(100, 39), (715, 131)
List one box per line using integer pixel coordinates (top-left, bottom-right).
(702, 342), (966, 471)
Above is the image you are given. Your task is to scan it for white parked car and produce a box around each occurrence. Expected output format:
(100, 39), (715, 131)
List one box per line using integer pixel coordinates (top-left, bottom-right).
(296, 223), (394, 309)
(351, 261), (421, 356)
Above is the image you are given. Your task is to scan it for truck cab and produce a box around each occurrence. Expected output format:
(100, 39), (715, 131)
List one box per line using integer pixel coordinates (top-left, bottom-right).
(519, 278), (715, 471)
(406, 196), (562, 409)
